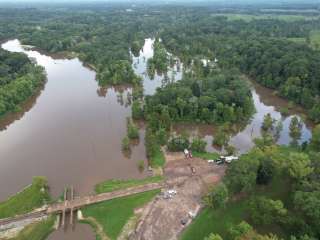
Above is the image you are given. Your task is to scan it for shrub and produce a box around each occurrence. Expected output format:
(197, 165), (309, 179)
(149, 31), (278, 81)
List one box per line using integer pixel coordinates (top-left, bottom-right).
(122, 136), (130, 151)
(191, 137), (206, 153)
(137, 160), (145, 172)
(167, 135), (190, 152)
(127, 118), (139, 139)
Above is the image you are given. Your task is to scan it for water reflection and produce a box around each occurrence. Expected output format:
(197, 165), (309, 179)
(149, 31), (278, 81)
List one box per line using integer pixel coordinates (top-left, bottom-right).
(47, 223), (95, 240)
(0, 40), (147, 203)
(131, 38), (183, 95)
(133, 38), (312, 154)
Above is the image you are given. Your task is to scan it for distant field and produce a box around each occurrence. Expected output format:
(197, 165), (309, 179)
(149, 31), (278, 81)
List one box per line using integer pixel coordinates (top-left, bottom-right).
(211, 13), (319, 22)
(287, 37), (307, 44)
(310, 30), (320, 49)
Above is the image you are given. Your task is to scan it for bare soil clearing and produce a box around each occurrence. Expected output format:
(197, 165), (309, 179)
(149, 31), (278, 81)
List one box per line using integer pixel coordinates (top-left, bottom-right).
(129, 155), (226, 240)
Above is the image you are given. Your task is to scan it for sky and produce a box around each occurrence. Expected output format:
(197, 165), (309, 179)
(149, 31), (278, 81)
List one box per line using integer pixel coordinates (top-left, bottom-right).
(0, 0), (318, 2)
(0, 0), (319, 6)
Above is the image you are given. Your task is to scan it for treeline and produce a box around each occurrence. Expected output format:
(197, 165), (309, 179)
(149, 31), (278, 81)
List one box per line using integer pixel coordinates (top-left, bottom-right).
(147, 39), (169, 77)
(231, 38), (320, 123)
(0, 49), (45, 116)
(159, 15), (320, 122)
(144, 68), (254, 125)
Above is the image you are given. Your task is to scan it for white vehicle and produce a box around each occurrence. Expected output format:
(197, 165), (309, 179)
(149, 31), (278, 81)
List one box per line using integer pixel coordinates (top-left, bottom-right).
(225, 156), (238, 163)
(188, 211), (196, 218)
(167, 189), (177, 195)
(184, 149), (189, 156)
(207, 160), (214, 163)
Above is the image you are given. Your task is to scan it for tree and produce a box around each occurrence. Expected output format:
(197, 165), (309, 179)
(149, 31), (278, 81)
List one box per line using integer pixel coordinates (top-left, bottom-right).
(262, 113), (274, 132)
(287, 153), (313, 180)
(289, 116), (302, 146)
(127, 118), (139, 139)
(145, 127), (157, 159)
(225, 149), (262, 193)
(310, 124), (320, 152)
(256, 158), (274, 185)
(225, 144), (237, 155)
(191, 137), (207, 153)
(254, 133), (274, 149)
(204, 233), (223, 240)
(167, 135), (190, 152)
(132, 100), (143, 119)
(228, 221), (253, 240)
(213, 125), (230, 147)
(249, 197), (287, 225)
(122, 136), (130, 151)
(274, 121), (283, 141)
(294, 190), (320, 234)
(204, 183), (229, 209)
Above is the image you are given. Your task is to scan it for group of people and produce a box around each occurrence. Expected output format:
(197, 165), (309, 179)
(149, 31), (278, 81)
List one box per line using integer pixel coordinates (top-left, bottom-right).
(184, 149), (193, 159)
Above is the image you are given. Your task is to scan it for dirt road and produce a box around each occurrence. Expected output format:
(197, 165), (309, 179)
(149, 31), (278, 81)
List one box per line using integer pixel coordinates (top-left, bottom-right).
(129, 156), (226, 240)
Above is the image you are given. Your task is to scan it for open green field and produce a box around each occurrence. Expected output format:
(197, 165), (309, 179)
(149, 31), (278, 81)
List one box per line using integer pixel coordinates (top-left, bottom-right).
(287, 37), (307, 44)
(11, 216), (55, 240)
(95, 176), (163, 194)
(310, 30), (320, 49)
(0, 177), (50, 219)
(150, 145), (166, 167)
(212, 13), (319, 22)
(193, 151), (220, 160)
(82, 190), (160, 240)
(180, 175), (291, 240)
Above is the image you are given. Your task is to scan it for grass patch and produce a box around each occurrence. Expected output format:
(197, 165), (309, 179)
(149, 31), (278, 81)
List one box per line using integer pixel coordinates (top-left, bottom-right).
(287, 37), (306, 44)
(193, 151), (220, 160)
(11, 216), (55, 240)
(310, 30), (320, 50)
(212, 13), (319, 22)
(0, 177), (50, 219)
(95, 176), (163, 194)
(150, 145), (166, 167)
(82, 190), (160, 240)
(181, 175), (291, 240)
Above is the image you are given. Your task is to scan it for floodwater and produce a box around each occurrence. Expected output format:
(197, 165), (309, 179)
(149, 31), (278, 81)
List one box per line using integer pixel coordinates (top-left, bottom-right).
(0, 38), (313, 239)
(172, 79), (313, 154)
(133, 39), (312, 154)
(0, 40), (148, 200)
(131, 38), (183, 95)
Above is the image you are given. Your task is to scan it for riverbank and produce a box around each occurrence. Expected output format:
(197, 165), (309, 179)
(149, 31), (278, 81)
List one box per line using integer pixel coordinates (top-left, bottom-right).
(0, 177), (50, 219)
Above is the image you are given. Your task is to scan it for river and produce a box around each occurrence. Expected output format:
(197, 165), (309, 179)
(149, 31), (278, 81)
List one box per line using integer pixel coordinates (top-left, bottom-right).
(0, 38), (313, 239)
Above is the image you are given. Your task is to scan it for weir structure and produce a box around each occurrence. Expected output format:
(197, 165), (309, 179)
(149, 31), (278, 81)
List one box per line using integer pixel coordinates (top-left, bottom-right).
(0, 182), (164, 229)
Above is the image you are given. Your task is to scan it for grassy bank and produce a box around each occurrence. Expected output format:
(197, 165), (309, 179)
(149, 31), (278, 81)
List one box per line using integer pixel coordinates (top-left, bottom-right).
(11, 216), (55, 240)
(181, 175), (291, 240)
(193, 152), (220, 160)
(150, 145), (166, 167)
(82, 190), (160, 240)
(95, 176), (163, 194)
(0, 177), (50, 219)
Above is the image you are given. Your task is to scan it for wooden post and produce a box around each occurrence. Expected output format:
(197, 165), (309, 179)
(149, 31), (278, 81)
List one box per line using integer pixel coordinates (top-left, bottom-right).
(70, 208), (74, 225)
(61, 187), (68, 227)
(70, 186), (74, 225)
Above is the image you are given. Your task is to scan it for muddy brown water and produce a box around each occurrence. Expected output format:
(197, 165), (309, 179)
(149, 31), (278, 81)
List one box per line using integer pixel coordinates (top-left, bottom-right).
(0, 38), (313, 239)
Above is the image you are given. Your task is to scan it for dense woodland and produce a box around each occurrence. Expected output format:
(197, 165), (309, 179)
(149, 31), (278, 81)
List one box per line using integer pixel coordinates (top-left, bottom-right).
(0, 49), (45, 116)
(159, 15), (320, 122)
(0, 6), (319, 121)
(144, 68), (254, 125)
(201, 126), (320, 240)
